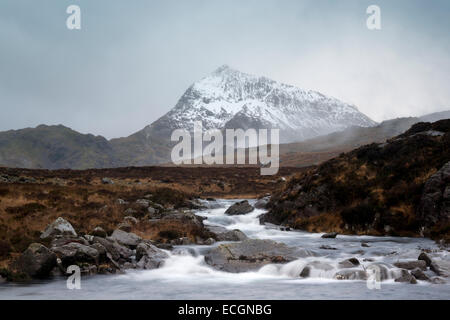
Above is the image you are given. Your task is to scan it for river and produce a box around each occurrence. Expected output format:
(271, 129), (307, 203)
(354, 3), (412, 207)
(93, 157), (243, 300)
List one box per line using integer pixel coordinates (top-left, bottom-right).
(1, 199), (449, 299)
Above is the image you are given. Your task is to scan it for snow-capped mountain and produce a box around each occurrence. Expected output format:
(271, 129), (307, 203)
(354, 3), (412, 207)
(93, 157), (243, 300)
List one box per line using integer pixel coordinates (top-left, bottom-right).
(147, 65), (376, 143)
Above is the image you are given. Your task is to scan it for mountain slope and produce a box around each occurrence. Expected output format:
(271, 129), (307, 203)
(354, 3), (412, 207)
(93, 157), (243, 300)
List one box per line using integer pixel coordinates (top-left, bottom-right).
(263, 120), (450, 240)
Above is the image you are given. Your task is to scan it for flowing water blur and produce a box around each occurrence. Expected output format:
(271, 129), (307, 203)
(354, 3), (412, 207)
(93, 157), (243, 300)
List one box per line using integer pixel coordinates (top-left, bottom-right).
(1, 199), (449, 299)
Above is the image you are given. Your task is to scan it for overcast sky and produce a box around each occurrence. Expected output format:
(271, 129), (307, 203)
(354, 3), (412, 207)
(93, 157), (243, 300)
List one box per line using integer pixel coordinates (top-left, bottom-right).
(0, 0), (449, 139)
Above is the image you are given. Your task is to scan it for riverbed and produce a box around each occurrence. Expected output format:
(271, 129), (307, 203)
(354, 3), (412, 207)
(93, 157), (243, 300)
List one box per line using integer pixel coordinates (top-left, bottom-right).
(1, 199), (449, 299)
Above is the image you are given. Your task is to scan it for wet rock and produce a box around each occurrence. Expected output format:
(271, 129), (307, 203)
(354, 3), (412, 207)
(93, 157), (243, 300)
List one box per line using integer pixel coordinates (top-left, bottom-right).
(418, 252), (432, 267)
(40, 217), (77, 239)
(338, 258), (360, 268)
(206, 226), (248, 241)
(0, 275), (6, 284)
(147, 207), (158, 215)
(394, 260), (427, 271)
(91, 227), (107, 238)
(52, 243), (99, 267)
(321, 232), (338, 239)
(225, 200), (254, 216)
(14, 243), (56, 278)
(430, 260), (450, 277)
(361, 242), (370, 247)
(135, 242), (169, 270)
(204, 239), (297, 272)
(204, 238), (215, 245)
(395, 271), (417, 284)
(300, 261), (334, 277)
(254, 197), (270, 209)
(411, 268), (429, 281)
(334, 270), (368, 281)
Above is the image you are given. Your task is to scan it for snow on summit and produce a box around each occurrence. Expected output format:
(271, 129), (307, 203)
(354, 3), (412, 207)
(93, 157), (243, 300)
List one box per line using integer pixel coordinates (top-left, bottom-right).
(152, 65), (377, 143)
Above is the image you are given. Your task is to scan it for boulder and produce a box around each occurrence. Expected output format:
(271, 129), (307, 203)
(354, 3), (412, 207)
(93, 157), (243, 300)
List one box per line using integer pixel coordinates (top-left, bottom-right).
(418, 252), (432, 267)
(52, 243), (99, 266)
(430, 260), (450, 277)
(254, 197), (270, 209)
(14, 243), (56, 278)
(338, 258), (360, 268)
(40, 217), (77, 239)
(394, 260), (427, 271)
(395, 270), (417, 284)
(92, 236), (132, 261)
(225, 200), (254, 215)
(117, 222), (132, 233)
(91, 227), (107, 238)
(135, 242), (169, 270)
(207, 226), (248, 242)
(321, 232), (338, 239)
(411, 268), (429, 281)
(204, 239), (297, 272)
(109, 230), (142, 249)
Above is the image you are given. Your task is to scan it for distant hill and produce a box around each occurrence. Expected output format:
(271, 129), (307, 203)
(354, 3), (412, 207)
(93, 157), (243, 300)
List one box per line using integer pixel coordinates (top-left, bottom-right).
(0, 125), (116, 169)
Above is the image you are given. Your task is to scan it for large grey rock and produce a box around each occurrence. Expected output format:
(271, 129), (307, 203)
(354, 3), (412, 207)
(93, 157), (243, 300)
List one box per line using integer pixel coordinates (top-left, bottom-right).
(40, 217), (77, 239)
(52, 243), (99, 266)
(338, 258), (360, 269)
(395, 270), (417, 284)
(93, 236), (132, 261)
(206, 226), (248, 241)
(204, 239), (297, 272)
(135, 242), (169, 270)
(15, 243), (56, 278)
(225, 200), (254, 215)
(109, 230), (142, 249)
(394, 260), (427, 271)
(430, 260), (450, 277)
(91, 227), (107, 238)
(254, 197), (270, 209)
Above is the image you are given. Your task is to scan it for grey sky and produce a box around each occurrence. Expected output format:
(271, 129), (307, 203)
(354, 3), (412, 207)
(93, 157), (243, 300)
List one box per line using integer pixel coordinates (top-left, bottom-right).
(0, 0), (449, 139)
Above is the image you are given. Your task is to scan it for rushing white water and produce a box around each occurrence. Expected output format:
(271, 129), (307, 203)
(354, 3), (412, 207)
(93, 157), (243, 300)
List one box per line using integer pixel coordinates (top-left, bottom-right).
(1, 199), (449, 300)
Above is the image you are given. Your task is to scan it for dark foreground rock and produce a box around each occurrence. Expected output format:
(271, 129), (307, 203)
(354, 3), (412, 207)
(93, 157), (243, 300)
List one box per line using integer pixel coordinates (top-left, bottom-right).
(225, 200), (254, 215)
(204, 239), (298, 272)
(14, 243), (57, 278)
